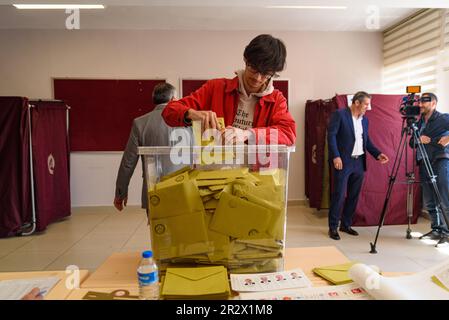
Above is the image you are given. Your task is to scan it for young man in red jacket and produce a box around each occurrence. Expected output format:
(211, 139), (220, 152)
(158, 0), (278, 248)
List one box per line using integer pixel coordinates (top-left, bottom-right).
(162, 34), (296, 146)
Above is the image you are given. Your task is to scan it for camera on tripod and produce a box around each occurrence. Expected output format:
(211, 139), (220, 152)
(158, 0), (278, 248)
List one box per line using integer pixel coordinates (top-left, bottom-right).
(399, 85), (422, 119)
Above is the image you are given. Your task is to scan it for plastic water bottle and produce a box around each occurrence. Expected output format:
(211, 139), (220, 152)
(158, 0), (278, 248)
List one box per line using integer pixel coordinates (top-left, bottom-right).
(137, 250), (159, 300)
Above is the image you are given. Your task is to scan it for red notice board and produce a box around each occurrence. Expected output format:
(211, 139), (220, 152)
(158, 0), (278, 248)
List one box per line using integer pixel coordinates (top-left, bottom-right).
(181, 79), (289, 107)
(54, 79), (165, 151)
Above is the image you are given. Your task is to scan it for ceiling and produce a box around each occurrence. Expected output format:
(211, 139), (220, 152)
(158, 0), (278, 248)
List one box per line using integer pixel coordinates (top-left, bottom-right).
(0, 0), (446, 31)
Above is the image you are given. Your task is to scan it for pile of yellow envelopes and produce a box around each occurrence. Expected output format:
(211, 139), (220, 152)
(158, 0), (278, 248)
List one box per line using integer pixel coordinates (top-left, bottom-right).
(160, 266), (230, 299)
(148, 166), (286, 273)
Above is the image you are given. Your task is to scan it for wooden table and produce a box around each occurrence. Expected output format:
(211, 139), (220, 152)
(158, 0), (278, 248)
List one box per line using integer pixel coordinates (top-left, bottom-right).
(0, 269), (89, 300)
(80, 246), (350, 291)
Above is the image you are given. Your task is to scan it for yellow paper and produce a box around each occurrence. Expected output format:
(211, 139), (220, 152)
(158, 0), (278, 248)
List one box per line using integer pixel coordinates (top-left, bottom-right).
(210, 192), (271, 238)
(312, 262), (358, 285)
(151, 211), (211, 260)
(204, 211), (230, 262)
(195, 168), (249, 180)
(149, 172), (203, 219)
(432, 276), (449, 292)
(161, 266), (230, 299)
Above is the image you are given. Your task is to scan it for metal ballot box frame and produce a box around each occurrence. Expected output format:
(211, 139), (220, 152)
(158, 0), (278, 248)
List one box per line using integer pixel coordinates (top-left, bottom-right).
(138, 145), (295, 274)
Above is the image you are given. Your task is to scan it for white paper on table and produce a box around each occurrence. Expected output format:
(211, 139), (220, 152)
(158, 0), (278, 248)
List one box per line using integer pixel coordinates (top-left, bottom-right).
(230, 268), (312, 292)
(349, 258), (449, 300)
(0, 277), (60, 300)
(239, 283), (372, 300)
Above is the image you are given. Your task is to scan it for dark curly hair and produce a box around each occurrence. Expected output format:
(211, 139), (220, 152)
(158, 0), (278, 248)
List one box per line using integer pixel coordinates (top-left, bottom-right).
(244, 34), (287, 75)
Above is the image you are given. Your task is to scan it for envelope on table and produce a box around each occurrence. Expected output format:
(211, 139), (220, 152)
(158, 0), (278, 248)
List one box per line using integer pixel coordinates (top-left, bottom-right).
(210, 192), (271, 238)
(312, 262), (358, 285)
(151, 211), (211, 260)
(161, 266), (230, 299)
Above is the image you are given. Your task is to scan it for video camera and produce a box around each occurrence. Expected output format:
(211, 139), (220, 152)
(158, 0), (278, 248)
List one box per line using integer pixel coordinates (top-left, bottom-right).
(399, 86), (422, 119)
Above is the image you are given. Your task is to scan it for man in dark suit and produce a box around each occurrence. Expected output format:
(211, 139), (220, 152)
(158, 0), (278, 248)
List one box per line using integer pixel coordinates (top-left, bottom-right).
(327, 91), (389, 240)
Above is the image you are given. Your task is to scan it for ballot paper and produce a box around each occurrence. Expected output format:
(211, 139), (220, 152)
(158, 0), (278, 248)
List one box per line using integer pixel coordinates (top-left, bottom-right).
(239, 283), (372, 300)
(0, 276), (60, 300)
(230, 268), (311, 292)
(348, 258), (449, 300)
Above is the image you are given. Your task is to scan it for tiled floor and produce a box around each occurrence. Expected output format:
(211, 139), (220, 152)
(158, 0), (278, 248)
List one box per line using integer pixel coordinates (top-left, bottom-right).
(0, 205), (447, 273)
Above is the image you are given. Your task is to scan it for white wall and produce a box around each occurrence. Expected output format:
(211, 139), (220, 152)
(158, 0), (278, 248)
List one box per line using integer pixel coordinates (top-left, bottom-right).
(0, 30), (383, 206)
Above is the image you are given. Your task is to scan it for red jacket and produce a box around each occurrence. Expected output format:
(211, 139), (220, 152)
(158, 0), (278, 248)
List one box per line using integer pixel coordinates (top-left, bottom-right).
(162, 77), (296, 146)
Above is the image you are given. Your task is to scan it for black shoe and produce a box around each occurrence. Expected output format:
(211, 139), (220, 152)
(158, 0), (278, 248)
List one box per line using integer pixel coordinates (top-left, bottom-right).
(339, 226), (359, 236)
(329, 229), (340, 240)
(420, 230), (443, 240)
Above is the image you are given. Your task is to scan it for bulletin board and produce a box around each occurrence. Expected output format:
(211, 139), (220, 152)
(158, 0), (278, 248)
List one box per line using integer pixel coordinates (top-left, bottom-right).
(181, 78), (290, 107)
(53, 79), (165, 151)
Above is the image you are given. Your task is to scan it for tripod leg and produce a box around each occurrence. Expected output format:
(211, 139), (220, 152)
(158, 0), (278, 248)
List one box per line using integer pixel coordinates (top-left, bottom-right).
(370, 125), (408, 253)
(406, 174), (414, 239)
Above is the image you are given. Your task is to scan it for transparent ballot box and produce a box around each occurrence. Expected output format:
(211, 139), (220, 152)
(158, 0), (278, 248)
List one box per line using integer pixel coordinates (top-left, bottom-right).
(138, 145), (295, 274)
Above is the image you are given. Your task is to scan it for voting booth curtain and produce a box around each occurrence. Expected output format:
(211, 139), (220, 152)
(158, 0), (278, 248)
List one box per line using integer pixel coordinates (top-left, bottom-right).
(30, 100), (71, 231)
(305, 94), (421, 226)
(0, 97), (32, 237)
(0, 97), (71, 237)
(304, 98), (338, 210)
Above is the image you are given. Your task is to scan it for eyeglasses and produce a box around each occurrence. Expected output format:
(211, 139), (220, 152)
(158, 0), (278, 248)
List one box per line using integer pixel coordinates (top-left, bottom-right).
(246, 64), (277, 79)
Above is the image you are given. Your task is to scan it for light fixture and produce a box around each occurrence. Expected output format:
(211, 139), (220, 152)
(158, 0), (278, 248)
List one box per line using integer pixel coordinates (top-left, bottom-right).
(266, 5), (347, 9)
(13, 4), (105, 9)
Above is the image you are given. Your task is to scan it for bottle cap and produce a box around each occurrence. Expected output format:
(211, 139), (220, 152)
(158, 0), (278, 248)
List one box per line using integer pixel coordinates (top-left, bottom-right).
(142, 250), (153, 258)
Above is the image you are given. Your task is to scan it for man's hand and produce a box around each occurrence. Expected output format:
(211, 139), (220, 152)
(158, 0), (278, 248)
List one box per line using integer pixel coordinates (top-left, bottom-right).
(438, 136), (449, 147)
(222, 126), (251, 145)
(377, 153), (389, 164)
(114, 196), (127, 212)
(22, 288), (44, 300)
(186, 109), (220, 131)
(333, 157), (343, 170)
(420, 135), (431, 144)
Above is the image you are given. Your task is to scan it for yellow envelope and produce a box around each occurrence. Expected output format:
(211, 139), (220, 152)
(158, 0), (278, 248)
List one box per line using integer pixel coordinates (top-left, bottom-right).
(149, 172), (203, 219)
(151, 211), (211, 260)
(197, 188), (213, 197)
(209, 185), (226, 191)
(161, 266), (230, 299)
(233, 180), (284, 204)
(195, 168), (249, 180)
(204, 211), (230, 262)
(432, 276), (449, 292)
(192, 118), (225, 146)
(196, 179), (231, 187)
(204, 198), (219, 209)
(252, 169), (285, 187)
(210, 192), (271, 238)
(233, 190), (283, 239)
(236, 238), (282, 250)
(160, 166), (192, 182)
(312, 262), (358, 285)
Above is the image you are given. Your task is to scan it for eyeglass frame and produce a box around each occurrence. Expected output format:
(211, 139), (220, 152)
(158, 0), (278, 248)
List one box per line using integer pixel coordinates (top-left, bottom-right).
(245, 63), (279, 80)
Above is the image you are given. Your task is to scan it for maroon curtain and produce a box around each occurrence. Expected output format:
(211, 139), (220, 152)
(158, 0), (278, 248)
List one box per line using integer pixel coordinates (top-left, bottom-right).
(305, 99), (321, 207)
(353, 94), (421, 226)
(0, 97), (32, 237)
(305, 99), (338, 209)
(30, 101), (71, 231)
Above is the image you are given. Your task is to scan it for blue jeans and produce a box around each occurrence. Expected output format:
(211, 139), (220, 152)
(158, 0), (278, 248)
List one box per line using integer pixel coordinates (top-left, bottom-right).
(419, 158), (449, 234)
